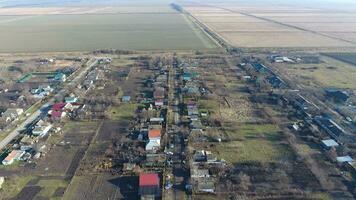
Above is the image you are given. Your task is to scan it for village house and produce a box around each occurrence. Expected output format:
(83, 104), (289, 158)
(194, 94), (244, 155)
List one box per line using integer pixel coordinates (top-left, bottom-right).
(54, 72), (66, 82)
(1, 108), (23, 122)
(48, 103), (67, 119)
(31, 85), (53, 98)
(32, 120), (53, 137)
(146, 129), (161, 152)
(139, 173), (161, 199)
(2, 150), (25, 165)
(321, 139), (339, 150)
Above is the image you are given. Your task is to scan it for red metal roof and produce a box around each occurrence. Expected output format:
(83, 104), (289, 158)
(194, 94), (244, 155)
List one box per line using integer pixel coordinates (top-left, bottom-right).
(139, 173), (159, 186)
(51, 110), (62, 118)
(148, 129), (161, 139)
(52, 103), (66, 111)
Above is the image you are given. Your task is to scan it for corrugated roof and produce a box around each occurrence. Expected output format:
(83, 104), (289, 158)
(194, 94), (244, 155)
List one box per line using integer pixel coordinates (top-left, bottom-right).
(4, 150), (23, 161)
(139, 173), (159, 186)
(4, 150), (18, 161)
(321, 139), (339, 147)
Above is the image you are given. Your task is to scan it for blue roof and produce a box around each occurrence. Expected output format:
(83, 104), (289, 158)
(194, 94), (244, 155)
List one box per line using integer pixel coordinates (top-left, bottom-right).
(65, 97), (77, 103)
(122, 96), (131, 101)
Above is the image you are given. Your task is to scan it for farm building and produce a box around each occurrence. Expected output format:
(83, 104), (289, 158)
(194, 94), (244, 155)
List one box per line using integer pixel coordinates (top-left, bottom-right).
(325, 89), (349, 103)
(2, 150), (25, 165)
(336, 156), (353, 164)
(321, 139), (339, 149)
(314, 116), (345, 139)
(139, 173), (160, 199)
(1, 108), (23, 122)
(267, 75), (284, 88)
(31, 85), (53, 98)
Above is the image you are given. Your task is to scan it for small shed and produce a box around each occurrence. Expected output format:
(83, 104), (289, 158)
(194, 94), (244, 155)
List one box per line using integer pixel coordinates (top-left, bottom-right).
(122, 96), (131, 103)
(65, 96), (78, 103)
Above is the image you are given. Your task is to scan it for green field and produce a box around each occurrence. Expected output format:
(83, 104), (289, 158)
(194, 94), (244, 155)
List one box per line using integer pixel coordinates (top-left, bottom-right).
(212, 124), (292, 164)
(0, 12), (217, 52)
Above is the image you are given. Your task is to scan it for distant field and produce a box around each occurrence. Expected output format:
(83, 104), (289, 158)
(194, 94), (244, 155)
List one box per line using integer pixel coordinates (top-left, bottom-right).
(323, 52), (356, 66)
(0, 11), (217, 52)
(184, 5), (356, 48)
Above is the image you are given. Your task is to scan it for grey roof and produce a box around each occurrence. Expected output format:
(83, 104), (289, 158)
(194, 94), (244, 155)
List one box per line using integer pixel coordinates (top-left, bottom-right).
(336, 156), (353, 163)
(321, 139), (339, 147)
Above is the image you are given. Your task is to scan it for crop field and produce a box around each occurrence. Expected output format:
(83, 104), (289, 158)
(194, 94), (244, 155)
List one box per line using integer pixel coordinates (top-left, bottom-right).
(184, 5), (356, 48)
(323, 52), (356, 66)
(0, 8), (217, 52)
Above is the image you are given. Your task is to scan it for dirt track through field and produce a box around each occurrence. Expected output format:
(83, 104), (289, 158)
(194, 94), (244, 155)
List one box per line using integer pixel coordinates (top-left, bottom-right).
(219, 7), (356, 45)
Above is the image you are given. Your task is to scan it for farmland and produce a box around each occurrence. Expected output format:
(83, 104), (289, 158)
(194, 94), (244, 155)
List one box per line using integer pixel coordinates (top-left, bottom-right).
(0, 0), (356, 199)
(0, 7), (217, 52)
(183, 4), (356, 48)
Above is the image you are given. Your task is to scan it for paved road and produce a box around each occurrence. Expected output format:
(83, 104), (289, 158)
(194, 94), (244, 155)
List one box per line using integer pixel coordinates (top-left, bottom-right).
(0, 57), (100, 151)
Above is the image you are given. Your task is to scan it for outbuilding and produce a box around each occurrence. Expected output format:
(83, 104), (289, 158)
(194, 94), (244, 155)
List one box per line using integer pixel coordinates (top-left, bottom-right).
(321, 139), (339, 150)
(2, 150), (25, 165)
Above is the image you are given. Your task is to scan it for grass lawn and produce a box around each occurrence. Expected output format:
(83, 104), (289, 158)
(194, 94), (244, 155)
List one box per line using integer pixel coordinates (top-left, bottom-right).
(0, 175), (33, 199)
(62, 176), (88, 200)
(36, 179), (68, 198)
(309, 192), (332, 200)
(225, 124), (279, 140)
(108, 103), (137, 120)
(198, 99), (219, 113)
(212, 124), (292, 164)
(214, 139), (290, 164)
